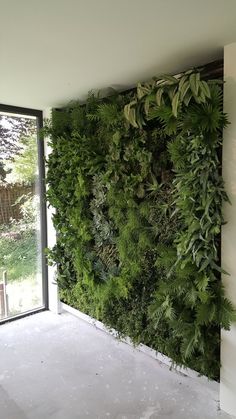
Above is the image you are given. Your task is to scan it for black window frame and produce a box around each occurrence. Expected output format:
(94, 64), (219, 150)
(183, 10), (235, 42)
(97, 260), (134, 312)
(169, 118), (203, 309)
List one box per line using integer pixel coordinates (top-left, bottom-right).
(0, 104), (48, 324)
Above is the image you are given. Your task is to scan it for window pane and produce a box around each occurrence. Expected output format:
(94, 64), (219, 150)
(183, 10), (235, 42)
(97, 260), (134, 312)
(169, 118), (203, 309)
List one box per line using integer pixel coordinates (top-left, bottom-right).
(0, 112), (43, 319)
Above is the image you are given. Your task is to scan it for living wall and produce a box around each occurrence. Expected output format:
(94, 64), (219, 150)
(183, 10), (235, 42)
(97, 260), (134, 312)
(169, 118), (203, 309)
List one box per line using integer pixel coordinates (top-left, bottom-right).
(46, 66), (235, 380)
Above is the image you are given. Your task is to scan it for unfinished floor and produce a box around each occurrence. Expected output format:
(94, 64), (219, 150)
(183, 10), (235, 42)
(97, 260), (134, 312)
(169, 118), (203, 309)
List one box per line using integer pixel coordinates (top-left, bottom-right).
(0, 311), (233, 419)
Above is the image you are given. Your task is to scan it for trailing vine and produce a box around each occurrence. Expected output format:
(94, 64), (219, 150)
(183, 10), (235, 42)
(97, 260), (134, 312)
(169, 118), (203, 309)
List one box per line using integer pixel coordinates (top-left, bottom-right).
(46, 67), (235, 380)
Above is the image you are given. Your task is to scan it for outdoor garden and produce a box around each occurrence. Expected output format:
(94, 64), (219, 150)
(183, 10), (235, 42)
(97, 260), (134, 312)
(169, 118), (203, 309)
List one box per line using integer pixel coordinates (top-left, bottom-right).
(0, 116), (42, 318)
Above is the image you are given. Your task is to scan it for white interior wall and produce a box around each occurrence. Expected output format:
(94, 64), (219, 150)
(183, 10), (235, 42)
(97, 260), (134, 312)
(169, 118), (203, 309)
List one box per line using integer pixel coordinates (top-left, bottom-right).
(221, 42), (236, 416)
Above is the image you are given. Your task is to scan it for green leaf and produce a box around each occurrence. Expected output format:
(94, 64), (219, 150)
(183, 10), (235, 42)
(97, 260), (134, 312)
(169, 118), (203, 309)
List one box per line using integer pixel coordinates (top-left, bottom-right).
(156, 88), (164, 106)
(180, 81), (190, 101)
(200, 81), (211, 99)
(112, 131), (121, 145)
(211, 261), (230, 276)
(219, 298), (236, 330)
(196, 302), (216, 325)
(155, 74), (178, 84)
(124, 104), (130, 122)
(185, 69), (194, 75)
(144, 96), (150, 115)
(183, 89), (192, 106)
(189, 73), (200, 96)
(167, 85), (177, 101)
(172, 91), (180, 117)
(178, 74), (188, 90)
(128, 107), (139, 128)
(137, 83), (150, 99)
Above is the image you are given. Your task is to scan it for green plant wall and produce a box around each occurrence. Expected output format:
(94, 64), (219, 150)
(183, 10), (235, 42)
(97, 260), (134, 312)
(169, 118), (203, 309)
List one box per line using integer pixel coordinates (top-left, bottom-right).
(46, 68), (235, 380)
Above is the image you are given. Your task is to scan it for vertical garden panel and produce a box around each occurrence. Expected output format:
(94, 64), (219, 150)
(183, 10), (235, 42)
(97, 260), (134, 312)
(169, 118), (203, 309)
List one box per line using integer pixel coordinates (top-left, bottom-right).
(46, 62), (235, 380)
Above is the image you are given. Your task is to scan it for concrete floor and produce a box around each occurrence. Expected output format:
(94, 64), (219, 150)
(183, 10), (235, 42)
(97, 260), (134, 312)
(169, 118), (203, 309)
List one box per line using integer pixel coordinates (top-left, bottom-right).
(0, 311), (233, 419)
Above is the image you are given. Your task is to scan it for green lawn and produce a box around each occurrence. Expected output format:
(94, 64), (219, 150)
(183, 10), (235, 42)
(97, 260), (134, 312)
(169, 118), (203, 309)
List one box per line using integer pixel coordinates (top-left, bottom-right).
(0, 226), (38, 282)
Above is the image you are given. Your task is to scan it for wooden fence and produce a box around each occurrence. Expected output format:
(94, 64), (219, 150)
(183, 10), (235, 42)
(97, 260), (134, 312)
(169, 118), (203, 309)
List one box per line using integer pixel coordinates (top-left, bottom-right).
(0, 184), (33, 224)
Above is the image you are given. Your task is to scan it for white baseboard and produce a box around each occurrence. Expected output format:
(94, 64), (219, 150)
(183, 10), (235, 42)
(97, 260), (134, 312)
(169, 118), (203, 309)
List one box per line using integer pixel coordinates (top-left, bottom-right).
(61, 302), (218, 392)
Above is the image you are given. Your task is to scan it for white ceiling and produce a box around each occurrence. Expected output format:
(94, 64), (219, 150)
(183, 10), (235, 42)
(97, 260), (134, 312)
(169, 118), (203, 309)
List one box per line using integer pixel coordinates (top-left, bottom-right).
(1, 0), (236, 110)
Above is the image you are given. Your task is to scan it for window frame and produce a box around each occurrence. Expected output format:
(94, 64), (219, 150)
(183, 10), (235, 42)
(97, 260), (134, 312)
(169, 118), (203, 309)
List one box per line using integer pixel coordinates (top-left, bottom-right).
(0, 103), (48, 324)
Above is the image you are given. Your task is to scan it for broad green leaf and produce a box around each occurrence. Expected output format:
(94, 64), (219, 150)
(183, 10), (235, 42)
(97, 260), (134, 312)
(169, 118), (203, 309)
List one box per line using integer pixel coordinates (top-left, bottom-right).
(155, 74), (178, 84)
(180, 81), (190, 101)
(112, 131), (121, 145)
(137, 83), (150, 99)
(200, 81), (211, 99)
(172, 91), (180, 117)
(185, 69), (194, 75)
(198, 90), (206, 103)
(128, 107), (139, 128)
(183, 89), (193, 106)
(156, 88), (164, 106)
(136, 103), (146, 127)
(144, 96), (150, 115)
(168, 85), (177, 101)
(189, 73), (200, 96)
(198, 258), (210, 272)
(124, 104), (130, 122)
(178, 75), (188, 90)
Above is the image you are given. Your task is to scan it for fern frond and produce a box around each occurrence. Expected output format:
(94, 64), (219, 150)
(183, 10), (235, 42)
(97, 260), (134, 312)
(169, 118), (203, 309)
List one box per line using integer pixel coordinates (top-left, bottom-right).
(219, 297), (236, 330)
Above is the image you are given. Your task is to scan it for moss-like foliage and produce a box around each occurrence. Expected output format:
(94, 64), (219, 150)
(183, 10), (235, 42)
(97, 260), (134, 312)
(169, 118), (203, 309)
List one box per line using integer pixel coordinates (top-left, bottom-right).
(46, 69), (235, 380)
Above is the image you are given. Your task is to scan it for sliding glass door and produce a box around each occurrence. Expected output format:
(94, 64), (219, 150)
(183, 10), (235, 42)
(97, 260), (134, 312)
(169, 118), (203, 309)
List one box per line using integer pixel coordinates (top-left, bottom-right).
(0, 105), (47, 321)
